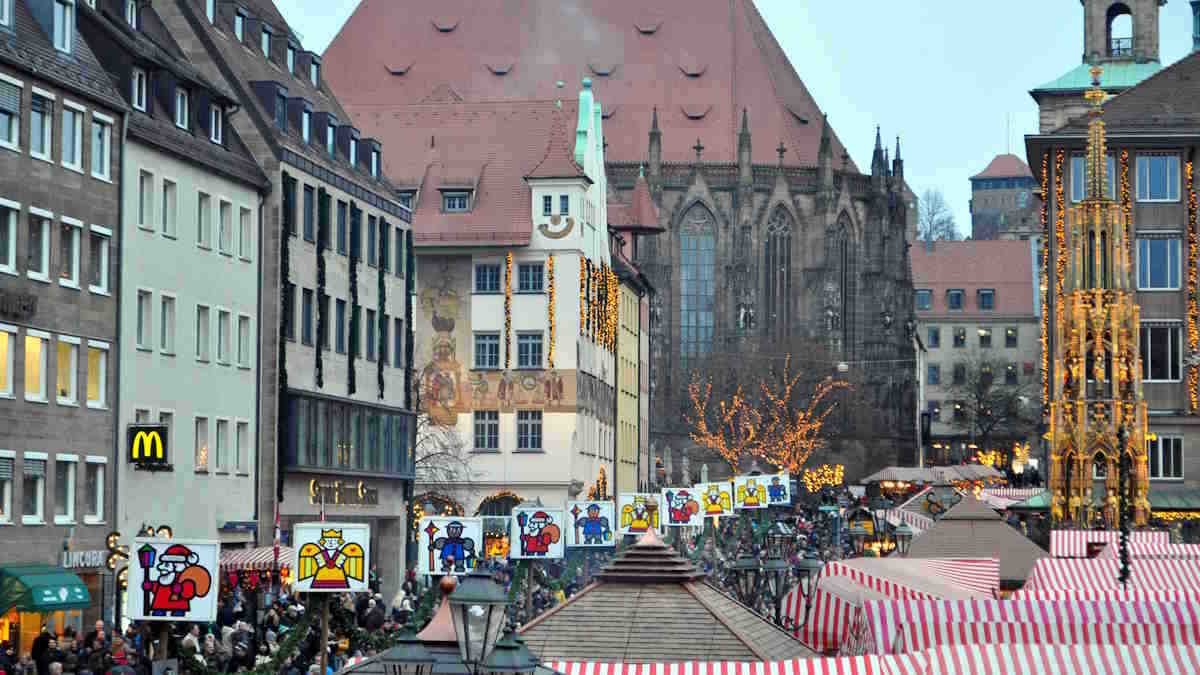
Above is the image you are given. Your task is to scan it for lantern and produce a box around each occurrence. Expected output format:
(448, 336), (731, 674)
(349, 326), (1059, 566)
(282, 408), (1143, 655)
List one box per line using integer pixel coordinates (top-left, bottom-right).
(448, 571), (508, 666)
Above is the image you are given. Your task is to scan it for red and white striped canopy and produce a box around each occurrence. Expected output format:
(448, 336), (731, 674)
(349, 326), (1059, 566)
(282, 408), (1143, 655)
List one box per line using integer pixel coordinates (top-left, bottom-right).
(544, 658), (923, 675)
(881, 509), (933, 534)
(1017, 557), (1200, 595)
(1048, 530), (1168, 557)
(897, 618), (1199, 652)
(1095, 541), (1200, 559)
(977, 488), (1046, 510)
(219, 545), (295, 571)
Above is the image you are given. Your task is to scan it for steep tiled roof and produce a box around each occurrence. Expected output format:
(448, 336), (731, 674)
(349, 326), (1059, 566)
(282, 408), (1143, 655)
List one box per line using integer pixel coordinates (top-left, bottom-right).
(322, 0), (858, 168)
(1, 0), (124, 110)
(608, 170), (663, 234)
(971, 153), (1033, 180)
(525, 110), (586, 181)
(364, 99), (578, 247)
(910, 240), (1035, 317)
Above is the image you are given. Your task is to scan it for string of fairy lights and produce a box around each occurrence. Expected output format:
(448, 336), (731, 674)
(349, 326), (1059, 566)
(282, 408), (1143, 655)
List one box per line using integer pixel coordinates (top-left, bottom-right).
(576, 257), (619, 352)
(1054, 150), (1067, 336)
(1187, 160), (1199, 413)
(1040, 151), (1050, 411)
(547, 254), (556, 367)
(801, 464), (844, 492)
(504, 252), (513, 369)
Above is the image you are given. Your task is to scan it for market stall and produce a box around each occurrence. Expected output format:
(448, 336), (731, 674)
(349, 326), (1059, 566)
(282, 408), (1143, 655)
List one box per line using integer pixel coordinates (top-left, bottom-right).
(1048, 529), (1169, 557)
(0, 564), (92, 655)
(1015, 557), (1200, 595)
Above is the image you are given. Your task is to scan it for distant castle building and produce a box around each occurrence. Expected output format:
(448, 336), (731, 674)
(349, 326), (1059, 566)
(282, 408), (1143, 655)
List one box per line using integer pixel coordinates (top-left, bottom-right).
(970, 154), (1040, 240)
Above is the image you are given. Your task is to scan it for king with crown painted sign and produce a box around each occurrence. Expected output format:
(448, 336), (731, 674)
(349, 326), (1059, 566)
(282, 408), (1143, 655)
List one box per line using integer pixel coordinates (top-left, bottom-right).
(293, 523), (370, 593)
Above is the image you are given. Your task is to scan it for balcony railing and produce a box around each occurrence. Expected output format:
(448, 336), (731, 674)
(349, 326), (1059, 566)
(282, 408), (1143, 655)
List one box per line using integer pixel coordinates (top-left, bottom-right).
(1110, 37), (1133, 57)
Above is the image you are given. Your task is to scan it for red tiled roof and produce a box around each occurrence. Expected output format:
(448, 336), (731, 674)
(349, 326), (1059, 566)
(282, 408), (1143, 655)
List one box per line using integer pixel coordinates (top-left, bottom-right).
(322, 0), (857, 169)
(371, 100), (579, 247)
(971, 154), (1034, 180)
(608, 171), (662, 234)
(525, 110), (587, 181)
(910, 240), (1034, 316)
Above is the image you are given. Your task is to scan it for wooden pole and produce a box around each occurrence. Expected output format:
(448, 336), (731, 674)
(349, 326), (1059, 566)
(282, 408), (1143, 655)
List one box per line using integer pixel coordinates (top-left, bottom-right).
(158, 624), (170, 661)
(319, 595), (331, 675)
(524, 562), (533, 619)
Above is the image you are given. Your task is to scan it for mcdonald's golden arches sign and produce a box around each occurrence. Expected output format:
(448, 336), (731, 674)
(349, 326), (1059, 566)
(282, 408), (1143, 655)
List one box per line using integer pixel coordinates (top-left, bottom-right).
(127, 424), (170, 469)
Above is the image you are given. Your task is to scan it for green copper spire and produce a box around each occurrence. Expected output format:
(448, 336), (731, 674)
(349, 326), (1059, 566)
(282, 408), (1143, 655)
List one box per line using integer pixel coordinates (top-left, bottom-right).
(575, 78), (593, 166)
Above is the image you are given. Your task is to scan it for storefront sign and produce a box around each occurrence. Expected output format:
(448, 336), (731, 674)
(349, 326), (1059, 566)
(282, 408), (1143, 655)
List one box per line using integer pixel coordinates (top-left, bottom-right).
(127, 424), (171, 470)
(61, 550), (108, 569)
(0, 291), (36, 320)
(309, 479), (379, 507)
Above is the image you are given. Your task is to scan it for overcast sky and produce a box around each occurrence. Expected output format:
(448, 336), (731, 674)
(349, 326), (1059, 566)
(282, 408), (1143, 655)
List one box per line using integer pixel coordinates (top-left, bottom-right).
(279, 0), (1197, 237)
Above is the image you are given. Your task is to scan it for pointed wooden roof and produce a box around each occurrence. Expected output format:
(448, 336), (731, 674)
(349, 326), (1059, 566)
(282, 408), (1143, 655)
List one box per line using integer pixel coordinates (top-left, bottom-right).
(907, 496), (1047, 584)
(607, 170), (663, 234)
(525, 109), (588, 182)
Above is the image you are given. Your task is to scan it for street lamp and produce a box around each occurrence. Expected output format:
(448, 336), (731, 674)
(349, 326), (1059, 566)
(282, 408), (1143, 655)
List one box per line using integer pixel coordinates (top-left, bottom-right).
(480, 631), (539, 675)
(847, 525), (869, 556)
(730, 555), (762, 606)
(380, 626), (436, 675)
(894, 523), (914, 557)
(448, 571), (508, 669)
(793, 556), (824, 627)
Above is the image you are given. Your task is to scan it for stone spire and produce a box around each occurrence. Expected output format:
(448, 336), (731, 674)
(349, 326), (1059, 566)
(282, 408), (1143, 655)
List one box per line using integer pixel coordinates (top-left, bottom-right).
(871, 126), (885, 191)
(647, 107), (662, 199)
(817, 114), (834, 197)
(893, 135), (904, 182)
(737, 108), (752, 185)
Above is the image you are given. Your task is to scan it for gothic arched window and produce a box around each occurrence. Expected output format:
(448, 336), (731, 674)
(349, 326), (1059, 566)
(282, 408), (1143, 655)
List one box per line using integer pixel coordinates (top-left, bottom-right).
(680, 204), (716, 374)
(764, 206), (793, 340)
(830, 212), (857, 355)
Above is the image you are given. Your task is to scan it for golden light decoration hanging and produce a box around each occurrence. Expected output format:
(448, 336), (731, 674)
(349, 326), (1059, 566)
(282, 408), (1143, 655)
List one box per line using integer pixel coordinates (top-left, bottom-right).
(547, 254), (556, 368)
(1187, 159), (1199, 413)
(1040, 151), (1050, 410)
(973, 449), (1002, 468)
(579, 257), (586, 337)
(1154, 511), (1200, 523)
(802, 464), (844, 492)
(1054, 149), (1066, 329)
(591, 262), (600, 341)
(1121, 150), (1133, 271)
(609, 264), (620, 351)
(504, 252), (513, 369)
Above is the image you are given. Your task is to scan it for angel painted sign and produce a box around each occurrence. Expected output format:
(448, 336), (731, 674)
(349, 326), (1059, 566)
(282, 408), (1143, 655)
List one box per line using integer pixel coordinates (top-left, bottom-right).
(764, 472), (791, 505)
(695, 482), (734, 517)
(293, 523), (370, 593)
(127, 539), (219, 622)
(418, 517), (482, 575)
(733, 474), (769, 509)
(617, 493), (662, 535)
(511, 507), (565, 559)
(565, 501), (615, 547)
(662, 488), (701, 527)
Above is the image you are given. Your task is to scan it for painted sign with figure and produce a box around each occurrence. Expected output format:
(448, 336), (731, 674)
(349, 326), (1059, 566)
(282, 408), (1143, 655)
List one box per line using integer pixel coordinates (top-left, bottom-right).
(418, 517), (482, 575)
(293, 523), (370, 593)
(695, 482), (734, 517)
(617, 493), (662, 535)
(733, 474), (770, 510)
(127, 539), (219, 622)
(662, 488), (701, 527)
(764, 472), (791, 505)
(511, 508), (564, 559)
(565, 501), (615, 547)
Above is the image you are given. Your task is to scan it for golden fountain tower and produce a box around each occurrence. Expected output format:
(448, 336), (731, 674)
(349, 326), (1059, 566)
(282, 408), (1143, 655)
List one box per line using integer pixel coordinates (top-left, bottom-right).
(1048, 65), (1150, 528)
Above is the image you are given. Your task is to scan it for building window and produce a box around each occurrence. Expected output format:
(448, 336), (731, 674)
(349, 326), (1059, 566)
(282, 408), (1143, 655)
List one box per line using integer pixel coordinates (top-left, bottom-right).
(927, 327), (940, 348)
(160, 295), (175, 354)
(1136, 155), (1180, 202)
(215, 419), (229, 471)
(239, 207), (251, 259)
(261, 27), (271, 56)
(915, 289), (931, 311)
(0, 79), (19, 150)
(380, 220), (390, 272)
(301, 289), (314, 346)
(86, 341), (107, 407)
(59, 219), (80, 287)
(282, 283), (295, 340)
(0, 453), (12, 523)
(978, 289), (995, 310)
(517, 410), (542, 451)
(274, 92), (287, 131)
(311, 59), (320, 87)
(131, 68), (147, 111)
(302, 109), (311, 143)
(209, 104), (223, 144)
(393, 317), (404, 368)
(371, 149), (379, 178)
(161, 179), (177, 236)
(326, 120), (335, 157)
(349, 205), (362, 260)
(24, 212), (48, 280)
(443, 192), (469, 212)
(302, 185), (314, 242)
(365, 309), (376, 361)
(474, 333), (500, 369)
(1140, 323), (1181, 382)
(517, 263), (544, 293)
(55, 336), (78, 404)
(1137, 238), (1181, 290)
(324, 298), (342, 354)
(24, 332), (48, 401)
(88, 227), (109, 294)
(1005, 363), (1019, 385)
(216, 309), (230, 364)
(84, 457), (103, 523)
(0, 0), (10, 27)
(349, 137), (357, 167)
(475, 264), (501, 293)
(1070, 154), (1115, 202)
(237, 315), (250, 366)
(136, 289), (152, 349)
(30, 95), (52, 160)
(0, 202), (11, 273)
(175, 88), (189, 130)
(395, 227), (405, 277)
(234, 11), (244, 41)
(1147, 436), (1183, 480)
(195, 305), (210, 361)
(947, 289), (964, 310)
(927, 364), (940, 385)
(22, 455), (45, 523)
(559, 194), (569, 215)
(542, 195), (552, 216)
(62, 107), (82, 169)
(367, 215), (377, 266)
(398, 193), (413, 210)
(218, 201), (233, 254)
(54, 457), (75, 524)
(205, 0), (213, 22)
(124, 0), (136, 28)
(194, 416), (208, 471)
(473, 411), (499, 451)
(235, 421), (248, 473)
(680, 206), (717, 372)
(978, 327), (992, 348)
(379, 313), (389, 365)
(517, 333), (543, 369)
(336, 200), (347, 254)
(287, 44), (296, 73)
(197, 191), (212, 247)
(137, 170), (153, 228)
(952, 363), (966, 385)
(316, 295), (330, 350)
(0, 327), (12, 397)
(953, 327), (966, 348)
(53, 0), (73, 53)
(1005, 327), (1018, 348)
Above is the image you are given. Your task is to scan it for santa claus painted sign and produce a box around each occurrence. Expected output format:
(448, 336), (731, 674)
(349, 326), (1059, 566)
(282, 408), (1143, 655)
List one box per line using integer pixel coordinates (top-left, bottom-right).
(661, 488), (701, 527)
(293, 522), (371, 593)
(127, 539), (219, 622)
(617, 493), (663, 535)
(510, 507), (564, 559)
(564, 501), (615, 547)
(418, 517), (483, 576)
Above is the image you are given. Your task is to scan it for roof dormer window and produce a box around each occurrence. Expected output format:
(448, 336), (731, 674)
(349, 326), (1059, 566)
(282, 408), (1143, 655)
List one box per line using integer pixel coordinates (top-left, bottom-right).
(287, 44), (296, 73)
(349, 137), (357, 167)
(371, 149), (379, 178)
(443, 192), (469, 213)
(310, 58), (320, 88)
(209, 103), (223, 144)
(131, 67), (147, 112)
(326, 119), (335, 157)
(174, 87), (189, 130)
(275, 92), (286, 132)
(260, 25), (271, 58)
(0, 0), (11, 27)
(234, 11), (245, 42)
(205, 0), (214, 23)
(124, 0), (137, 29)
(53, 0), (74, 54)
(302, 109), (311, 143)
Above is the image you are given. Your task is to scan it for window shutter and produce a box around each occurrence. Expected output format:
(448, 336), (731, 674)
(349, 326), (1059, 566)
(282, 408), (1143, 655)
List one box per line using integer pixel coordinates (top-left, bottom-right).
(23, 459), (46, 477)
(0, 457), (12, 480)
(0, 81), (20, 114)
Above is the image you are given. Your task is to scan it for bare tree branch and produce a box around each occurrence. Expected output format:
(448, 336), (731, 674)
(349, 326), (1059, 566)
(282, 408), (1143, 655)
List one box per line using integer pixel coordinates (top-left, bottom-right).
(917, 188), (961, 242)
(942, 352), (1039, 453)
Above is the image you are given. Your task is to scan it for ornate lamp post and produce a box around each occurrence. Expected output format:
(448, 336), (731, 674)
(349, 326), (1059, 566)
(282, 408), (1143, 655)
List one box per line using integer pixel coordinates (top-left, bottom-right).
(480, 632), (539, 675)
(761, 521), (794, 625)
(793, 556), (825, 627)
(448, 571), (508, 671)
(847, 524), (869, 556)
(894, 523), (914, 556)
(380, 627), (437, 675)
(730, 554), (762, 607)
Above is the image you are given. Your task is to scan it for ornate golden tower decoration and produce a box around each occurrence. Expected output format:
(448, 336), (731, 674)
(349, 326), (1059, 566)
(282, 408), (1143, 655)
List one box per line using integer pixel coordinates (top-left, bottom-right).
(1048, 65), (1150, 528)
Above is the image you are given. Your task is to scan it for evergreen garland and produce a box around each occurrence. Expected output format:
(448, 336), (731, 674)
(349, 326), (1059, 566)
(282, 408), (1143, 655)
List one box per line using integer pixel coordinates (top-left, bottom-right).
(378, 217), (387, 399)
(278, 175), (293, 502)
(316, 189), (329, 388)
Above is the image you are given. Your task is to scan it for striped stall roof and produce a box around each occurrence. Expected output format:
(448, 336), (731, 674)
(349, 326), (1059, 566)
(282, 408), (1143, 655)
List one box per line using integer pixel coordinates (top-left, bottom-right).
(1049, 530), (1169, 558)
(1095, 541), (1200, 559)
(1016, 558), (1200, 595)
(219, 545), (295, 571)
(897, 618), (1200, 653)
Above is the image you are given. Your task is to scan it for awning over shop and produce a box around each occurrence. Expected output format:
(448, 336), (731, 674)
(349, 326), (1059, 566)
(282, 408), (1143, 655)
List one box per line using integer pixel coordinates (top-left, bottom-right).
(1150, 484), (1200, 511)
(0, 565), (91, 614)
(1049, 529), (1168, 557)
(220, 545), (295, 571)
